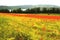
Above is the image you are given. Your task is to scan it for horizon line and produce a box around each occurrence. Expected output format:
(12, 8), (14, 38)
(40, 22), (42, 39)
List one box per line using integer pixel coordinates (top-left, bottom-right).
(0, 4), (60, 6)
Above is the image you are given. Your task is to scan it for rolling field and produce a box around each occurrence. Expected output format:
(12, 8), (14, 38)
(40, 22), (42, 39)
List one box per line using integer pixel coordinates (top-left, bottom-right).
(0, 13), (60, 40)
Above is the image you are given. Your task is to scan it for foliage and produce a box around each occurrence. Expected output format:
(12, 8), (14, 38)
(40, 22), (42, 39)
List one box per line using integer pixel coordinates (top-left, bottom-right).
(11, 8), (22, 13)
(0, 9), (9, 13)
(0, 7), (60, 13)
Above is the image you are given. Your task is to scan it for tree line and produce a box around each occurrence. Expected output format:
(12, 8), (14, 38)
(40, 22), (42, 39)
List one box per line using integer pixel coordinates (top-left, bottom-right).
(0, 7), (60, 13)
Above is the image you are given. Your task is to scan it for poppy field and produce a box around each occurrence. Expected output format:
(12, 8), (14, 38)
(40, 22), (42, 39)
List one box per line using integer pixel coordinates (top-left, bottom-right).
(0, 13), (60, 40)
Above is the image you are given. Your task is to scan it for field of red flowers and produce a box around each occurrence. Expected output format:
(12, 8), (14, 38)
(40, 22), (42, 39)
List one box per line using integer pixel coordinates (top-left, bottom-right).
(0, 13), (60, 19)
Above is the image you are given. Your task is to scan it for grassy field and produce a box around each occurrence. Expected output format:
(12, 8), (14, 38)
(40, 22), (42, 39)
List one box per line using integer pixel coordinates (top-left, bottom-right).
(0, 13), (60, 40)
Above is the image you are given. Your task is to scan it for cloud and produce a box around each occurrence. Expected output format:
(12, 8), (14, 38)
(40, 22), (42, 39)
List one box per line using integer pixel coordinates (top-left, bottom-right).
(0, 0), (60, 6)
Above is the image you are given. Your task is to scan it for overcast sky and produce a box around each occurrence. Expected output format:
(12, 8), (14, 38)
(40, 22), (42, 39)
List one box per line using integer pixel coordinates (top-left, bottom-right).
(0, 0), (60, 6)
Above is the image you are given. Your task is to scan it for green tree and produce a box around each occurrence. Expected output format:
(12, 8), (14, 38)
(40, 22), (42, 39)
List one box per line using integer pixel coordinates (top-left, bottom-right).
(0, 9), (9, 13)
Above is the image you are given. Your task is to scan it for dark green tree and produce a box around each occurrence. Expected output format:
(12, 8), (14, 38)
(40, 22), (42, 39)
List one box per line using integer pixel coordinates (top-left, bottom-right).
(0, 9), (9, 13)
(11, 8), (22, 13)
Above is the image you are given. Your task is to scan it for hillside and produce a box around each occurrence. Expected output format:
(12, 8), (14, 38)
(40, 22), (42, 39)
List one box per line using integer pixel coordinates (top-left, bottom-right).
(0, 5), (60, 10)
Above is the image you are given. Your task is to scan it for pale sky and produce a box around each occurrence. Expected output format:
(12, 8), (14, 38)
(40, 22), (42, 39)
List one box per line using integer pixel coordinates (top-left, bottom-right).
(0, 0), (60, 6)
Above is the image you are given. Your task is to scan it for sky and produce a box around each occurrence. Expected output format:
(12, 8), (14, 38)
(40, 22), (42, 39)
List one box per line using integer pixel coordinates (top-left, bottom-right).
(0, 0), (60, 6)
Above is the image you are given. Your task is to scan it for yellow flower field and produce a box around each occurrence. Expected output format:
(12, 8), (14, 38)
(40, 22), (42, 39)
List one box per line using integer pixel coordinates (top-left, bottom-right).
(0, 13), (60, 40)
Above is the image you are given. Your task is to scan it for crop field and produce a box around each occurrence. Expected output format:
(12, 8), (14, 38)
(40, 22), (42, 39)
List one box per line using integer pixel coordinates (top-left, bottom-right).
(0, 13), (60, 40)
